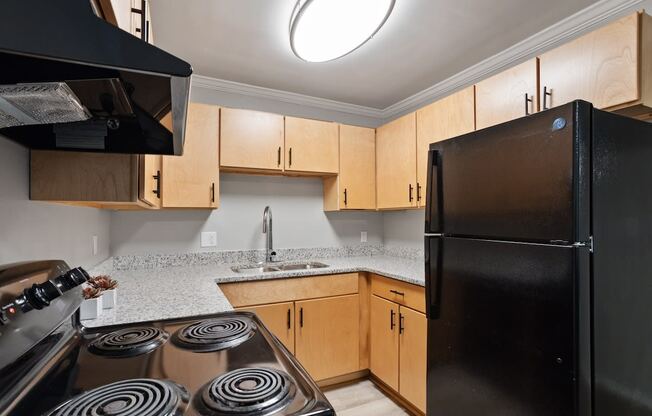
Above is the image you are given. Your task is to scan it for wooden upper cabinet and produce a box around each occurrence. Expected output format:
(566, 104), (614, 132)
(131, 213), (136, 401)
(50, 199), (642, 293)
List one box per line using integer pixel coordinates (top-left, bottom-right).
(539, 12), (651, 115)
(399, 306), (427, 413)
(370, 295), (400, 390)
(323, 124), (376, 211)
(138, 154), (162, 208)
(237, 303), (295, 354)
(295, 295), (360, 381)
(220, 108), (284, 172)
(376, 112), (417, 210)
(285, 117), (339, 174)
(416, 87), (475, 206)
(162, 103), (219, 208)
(476, 59), (538, 130)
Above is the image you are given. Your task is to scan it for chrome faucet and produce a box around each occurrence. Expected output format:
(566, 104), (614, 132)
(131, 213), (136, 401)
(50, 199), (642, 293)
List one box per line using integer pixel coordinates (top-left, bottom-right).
(262, 206), (276, 262)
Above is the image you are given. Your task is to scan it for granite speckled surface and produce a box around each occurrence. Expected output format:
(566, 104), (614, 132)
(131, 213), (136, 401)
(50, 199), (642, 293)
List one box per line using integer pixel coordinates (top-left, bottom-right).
(84, 247), (424, 329)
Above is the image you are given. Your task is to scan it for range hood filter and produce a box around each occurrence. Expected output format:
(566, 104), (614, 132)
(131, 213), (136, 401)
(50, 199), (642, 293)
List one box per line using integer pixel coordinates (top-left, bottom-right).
(0, 82), (91, 128)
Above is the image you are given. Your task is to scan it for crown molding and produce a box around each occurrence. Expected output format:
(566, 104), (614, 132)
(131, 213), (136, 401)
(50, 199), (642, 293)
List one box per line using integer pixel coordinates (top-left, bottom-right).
(381, 0), (645, 122)
(192, 0), (644, 127)
(192, 75), (385, 119)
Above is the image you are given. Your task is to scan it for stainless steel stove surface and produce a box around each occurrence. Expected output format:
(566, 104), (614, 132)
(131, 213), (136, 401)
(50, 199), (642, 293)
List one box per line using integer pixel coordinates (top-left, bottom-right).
(0, 261), (334, 416)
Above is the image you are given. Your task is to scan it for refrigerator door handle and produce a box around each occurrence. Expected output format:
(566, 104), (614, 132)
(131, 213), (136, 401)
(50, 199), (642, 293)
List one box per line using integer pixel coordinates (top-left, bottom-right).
(424, 149), (443, 233)
(425, 236), (443, 320)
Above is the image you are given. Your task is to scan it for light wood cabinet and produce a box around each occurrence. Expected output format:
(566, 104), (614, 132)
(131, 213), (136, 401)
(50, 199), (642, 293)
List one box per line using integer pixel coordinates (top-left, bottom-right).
(99, 0), (154, 43)
(323, 124), (376, 211)
(475, 59), (538, 130)
(539, 12), (652, 117)
(369, 276), (427, 413)
(220, 108), (284, 173)
(30, 151), (162, 210)
(416, 87), (475, 206)
(295, 295), (360, 381)
(399, 306), (427, 413)
(238, 302), (295, 354)
(376, 112), (417, 210)
(161, 103), (219, 208)
(370, 295), (399, 390)
(285, 117), (339, 174)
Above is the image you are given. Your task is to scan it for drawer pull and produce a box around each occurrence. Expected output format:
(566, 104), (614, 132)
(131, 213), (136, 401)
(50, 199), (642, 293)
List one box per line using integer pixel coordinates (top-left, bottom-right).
(390, 289), (405, 297)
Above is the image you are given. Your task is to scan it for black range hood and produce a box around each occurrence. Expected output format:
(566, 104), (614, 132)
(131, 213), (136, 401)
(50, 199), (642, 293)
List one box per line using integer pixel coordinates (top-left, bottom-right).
(0, 0), (192, 155)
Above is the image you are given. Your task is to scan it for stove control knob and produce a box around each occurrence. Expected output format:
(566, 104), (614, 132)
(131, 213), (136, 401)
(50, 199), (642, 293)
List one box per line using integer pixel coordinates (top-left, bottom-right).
(56, 267), (90, 291)
(19, 280), (62, 312)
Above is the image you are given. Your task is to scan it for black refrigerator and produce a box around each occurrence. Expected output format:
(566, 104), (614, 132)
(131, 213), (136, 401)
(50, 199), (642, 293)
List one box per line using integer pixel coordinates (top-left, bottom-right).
(424, 100), (652, 416)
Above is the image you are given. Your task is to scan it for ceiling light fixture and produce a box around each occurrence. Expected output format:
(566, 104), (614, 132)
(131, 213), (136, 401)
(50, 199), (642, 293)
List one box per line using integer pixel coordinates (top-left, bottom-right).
(289, 0), (395, 63)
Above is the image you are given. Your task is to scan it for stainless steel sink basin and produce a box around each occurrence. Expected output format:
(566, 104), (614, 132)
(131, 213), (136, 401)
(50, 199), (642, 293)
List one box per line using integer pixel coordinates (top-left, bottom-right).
(231, 261), (328, 273)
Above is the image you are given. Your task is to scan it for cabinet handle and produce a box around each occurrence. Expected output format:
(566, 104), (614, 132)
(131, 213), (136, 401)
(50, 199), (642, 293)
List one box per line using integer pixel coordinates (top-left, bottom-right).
(416, 183), (422, 202)
(152, 170), (161, 199)
(344, 188), (348, 206)
(390, 309), (396, 330)
(288, 148), (292, 167)
(543, 86), (552, 110)
(210, 182), (215, 203)
(131, 0), (148, 42)
(287, 308), (291, 330)
(399, 313), (405, 335)
(299, 307), (304, 328)
(390, 289), (405, 297)
(525, 93), (533, 116)
(277, 146), (281, 167)
(408, 184), (414, 202)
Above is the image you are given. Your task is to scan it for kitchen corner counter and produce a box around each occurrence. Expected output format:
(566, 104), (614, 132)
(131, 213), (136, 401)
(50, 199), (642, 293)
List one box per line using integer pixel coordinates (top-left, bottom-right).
(83, 254), (424, 329)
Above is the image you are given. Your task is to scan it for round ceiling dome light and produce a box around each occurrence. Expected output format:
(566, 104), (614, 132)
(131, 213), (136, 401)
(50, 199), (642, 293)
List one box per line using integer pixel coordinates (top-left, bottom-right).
(290, 0), (395, 63)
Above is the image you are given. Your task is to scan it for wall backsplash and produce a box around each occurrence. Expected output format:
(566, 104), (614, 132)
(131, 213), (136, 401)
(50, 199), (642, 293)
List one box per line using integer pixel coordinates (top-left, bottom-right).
(110, 173), (384, 256)
(0, 138), (111, 268)
(383, 209), (425, 250)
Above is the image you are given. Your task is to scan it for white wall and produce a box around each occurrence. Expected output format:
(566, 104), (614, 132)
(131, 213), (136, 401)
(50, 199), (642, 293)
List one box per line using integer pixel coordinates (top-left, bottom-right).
(110, 173), (383, 255)
(0, 138), (111, 268)
(383, 210), (425, 250)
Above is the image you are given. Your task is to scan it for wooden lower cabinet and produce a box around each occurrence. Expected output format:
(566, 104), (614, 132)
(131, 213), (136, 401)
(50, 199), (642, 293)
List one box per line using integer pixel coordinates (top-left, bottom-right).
(370, 295), (400, 390)
(399, 306), (427, 413)
(295, 295), (360, 381)
(237, 302), (295, 354)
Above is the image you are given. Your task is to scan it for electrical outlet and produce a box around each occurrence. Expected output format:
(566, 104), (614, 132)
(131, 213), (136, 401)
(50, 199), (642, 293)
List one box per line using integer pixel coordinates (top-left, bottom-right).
(360, 231), (368, 243)
(92, 235), (99, 256)
(201, 231), (217, 248)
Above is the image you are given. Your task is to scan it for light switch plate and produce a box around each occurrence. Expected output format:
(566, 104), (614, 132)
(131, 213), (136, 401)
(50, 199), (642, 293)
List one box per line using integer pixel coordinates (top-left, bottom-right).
(201, 231), (217, 248)
(360, 231), (368, 243)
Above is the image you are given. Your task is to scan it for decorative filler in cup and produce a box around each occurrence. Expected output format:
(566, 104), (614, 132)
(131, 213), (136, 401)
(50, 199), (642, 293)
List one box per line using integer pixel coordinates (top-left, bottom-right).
(87, 275), (119, 310)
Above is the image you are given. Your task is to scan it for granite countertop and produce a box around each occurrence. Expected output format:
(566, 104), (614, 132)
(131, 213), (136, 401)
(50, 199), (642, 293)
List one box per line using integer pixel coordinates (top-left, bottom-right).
(83, 250), (424, 329)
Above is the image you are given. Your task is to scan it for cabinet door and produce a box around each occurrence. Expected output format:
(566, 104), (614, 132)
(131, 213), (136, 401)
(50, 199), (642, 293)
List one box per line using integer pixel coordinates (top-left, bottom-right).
(376, 112), (417, 209)
(339, 124), (376, 209)
(139, 155), (162, 208)
(539, 13), (638, 110)
(221, 108), (284, 172)
(416, 87), (475, 206)
(162, 103), (219, 208)
(399, 306), (427, 413)
(370, 295), (399, 390)
(237, 303), (295, 354)
(295, 295), (360, 381)
(285, 117), (339, 174)
(476, 59), (538, 130)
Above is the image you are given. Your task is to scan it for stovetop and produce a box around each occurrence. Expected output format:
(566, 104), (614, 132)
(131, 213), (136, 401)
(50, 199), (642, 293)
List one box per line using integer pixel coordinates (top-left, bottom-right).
(8, 311), (334, 416)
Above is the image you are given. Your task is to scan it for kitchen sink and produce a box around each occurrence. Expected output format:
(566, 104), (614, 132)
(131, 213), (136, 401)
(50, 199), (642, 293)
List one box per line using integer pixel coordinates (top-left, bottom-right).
(231, 261), (329, 273)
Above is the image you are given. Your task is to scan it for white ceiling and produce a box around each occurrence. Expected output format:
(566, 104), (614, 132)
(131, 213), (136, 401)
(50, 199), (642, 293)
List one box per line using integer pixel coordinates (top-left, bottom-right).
(150, 0), (603, 109)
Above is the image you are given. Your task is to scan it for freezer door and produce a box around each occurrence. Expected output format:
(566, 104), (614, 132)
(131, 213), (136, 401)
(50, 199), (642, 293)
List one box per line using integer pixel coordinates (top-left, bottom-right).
(425, 101), (591, 243)
(425, 236), (580, 416)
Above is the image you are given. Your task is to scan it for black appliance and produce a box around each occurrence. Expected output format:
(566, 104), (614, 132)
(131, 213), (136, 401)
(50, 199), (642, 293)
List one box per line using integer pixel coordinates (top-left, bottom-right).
(424, 100), (652, 415)
(0, 260), (334, 416)
(0, 0), (192, 155)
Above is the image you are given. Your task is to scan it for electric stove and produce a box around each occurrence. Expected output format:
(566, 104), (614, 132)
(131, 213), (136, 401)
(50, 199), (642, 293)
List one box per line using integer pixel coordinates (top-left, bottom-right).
(0, 260), (334, 416)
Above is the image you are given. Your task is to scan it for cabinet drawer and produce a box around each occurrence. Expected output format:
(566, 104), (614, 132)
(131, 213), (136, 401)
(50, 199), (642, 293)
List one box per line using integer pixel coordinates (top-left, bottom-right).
(371, 274), (425, 313)
(220, 273), (359, 307)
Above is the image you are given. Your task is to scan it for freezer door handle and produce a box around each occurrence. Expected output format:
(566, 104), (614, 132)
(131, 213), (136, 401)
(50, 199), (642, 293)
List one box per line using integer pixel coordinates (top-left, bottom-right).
(425, 149), (443, 233)
(425, 236), (443, 319)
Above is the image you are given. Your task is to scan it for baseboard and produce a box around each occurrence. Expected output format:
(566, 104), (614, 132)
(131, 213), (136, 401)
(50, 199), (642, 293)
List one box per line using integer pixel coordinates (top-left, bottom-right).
(317, 369), (369, 389)
(369, 374), (425, 416)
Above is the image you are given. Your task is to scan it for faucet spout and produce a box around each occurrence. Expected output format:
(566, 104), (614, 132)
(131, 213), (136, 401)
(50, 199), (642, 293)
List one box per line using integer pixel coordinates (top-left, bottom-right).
(262, 206), (275, 262)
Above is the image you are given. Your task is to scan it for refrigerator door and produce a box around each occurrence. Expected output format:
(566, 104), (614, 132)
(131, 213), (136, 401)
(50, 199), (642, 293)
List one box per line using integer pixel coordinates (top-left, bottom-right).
(425, 101), (591, 244)
(425, 236), (585, 416)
